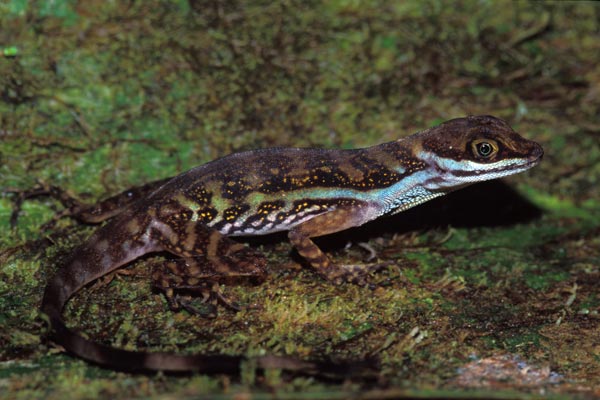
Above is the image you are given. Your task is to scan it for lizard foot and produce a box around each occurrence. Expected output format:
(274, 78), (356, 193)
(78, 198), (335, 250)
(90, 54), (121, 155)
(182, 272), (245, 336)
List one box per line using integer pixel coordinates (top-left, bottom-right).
(329, 262), (396, 286)
(168, 283), (242, 317)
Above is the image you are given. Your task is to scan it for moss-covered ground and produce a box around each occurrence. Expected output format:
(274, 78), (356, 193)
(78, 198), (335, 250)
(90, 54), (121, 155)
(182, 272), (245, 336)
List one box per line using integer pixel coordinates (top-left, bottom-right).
(1, 1), (600, 398)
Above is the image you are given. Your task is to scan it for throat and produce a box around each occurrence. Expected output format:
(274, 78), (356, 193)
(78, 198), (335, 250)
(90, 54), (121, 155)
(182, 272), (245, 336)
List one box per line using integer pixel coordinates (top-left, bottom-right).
(386, 186), (445, 216)
(368, 169), (450, 216)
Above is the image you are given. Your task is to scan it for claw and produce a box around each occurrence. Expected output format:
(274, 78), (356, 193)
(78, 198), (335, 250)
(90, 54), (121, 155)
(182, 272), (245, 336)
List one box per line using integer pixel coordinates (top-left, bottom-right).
(330, 262), (396, 285)
(175, 294), (218, 318)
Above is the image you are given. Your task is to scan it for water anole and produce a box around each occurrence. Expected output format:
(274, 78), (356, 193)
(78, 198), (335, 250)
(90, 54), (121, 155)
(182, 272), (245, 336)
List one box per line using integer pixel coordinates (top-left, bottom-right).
(39, 115), (543, 373)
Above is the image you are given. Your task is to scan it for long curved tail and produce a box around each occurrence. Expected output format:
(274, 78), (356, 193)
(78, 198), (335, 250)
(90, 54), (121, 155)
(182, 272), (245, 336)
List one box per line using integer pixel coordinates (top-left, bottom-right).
(42, 290), (351, 374)
(38, 228), (245, 372)
(39, 226), (360, 375)
(42, 306), (244, 372)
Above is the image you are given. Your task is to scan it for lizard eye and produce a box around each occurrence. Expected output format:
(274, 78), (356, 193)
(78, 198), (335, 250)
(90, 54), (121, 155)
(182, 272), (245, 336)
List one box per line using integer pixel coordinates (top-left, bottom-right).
(471, 139), (498, 159)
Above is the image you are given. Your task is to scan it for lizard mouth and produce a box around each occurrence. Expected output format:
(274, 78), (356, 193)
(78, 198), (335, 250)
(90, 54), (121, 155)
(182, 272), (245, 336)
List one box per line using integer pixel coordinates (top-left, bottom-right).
(422, 147), (543, 191)
(449, 157), (540, 179)
(525, 156), (542, 168)
(518, 148), (543, 172)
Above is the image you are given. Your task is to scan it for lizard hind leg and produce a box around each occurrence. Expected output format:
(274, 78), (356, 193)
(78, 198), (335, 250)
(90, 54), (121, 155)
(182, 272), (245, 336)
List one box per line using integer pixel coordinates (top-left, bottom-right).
(154, 223), (267, 316)
(9, 178), (172, 229)
(57, 177), (173, 223)
(152, 257), (229, 317)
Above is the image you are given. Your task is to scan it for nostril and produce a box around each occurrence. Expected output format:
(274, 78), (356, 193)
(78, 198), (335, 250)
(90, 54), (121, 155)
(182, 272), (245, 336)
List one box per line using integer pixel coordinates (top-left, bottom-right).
(535, 144), (544, 159)
(530, 142), (544, 160)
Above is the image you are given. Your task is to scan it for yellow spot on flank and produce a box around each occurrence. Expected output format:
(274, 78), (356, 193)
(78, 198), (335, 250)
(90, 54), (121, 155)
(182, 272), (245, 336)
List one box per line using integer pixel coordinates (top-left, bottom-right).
(126, 219), (140, 234)
(96, 240), (109, 252)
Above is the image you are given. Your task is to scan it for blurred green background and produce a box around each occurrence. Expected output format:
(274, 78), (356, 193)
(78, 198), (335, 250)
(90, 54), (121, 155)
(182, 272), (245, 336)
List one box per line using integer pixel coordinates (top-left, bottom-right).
(1, 1), (599, 398)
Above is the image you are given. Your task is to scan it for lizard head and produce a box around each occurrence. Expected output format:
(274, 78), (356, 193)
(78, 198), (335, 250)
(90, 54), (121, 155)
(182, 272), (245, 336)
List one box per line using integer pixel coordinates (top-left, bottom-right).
(416, 115), (543, 189)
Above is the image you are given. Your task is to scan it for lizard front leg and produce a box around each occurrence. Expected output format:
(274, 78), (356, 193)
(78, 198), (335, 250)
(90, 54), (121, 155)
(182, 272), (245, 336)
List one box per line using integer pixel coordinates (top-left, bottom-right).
(288, 203), (388, 284)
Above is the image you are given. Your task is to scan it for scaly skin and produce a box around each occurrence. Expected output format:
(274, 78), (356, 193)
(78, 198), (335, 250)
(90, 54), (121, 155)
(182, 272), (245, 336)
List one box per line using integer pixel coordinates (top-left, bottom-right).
(40, 115), (543, 373)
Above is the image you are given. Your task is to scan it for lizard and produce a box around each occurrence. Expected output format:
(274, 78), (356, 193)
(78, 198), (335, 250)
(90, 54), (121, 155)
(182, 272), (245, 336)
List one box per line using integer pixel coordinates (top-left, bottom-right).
(38, 115), (543, 373)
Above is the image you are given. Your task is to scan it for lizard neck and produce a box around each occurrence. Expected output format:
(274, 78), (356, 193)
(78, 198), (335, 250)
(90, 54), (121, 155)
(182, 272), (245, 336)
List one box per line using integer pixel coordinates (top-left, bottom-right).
(352, 139), (443, 216)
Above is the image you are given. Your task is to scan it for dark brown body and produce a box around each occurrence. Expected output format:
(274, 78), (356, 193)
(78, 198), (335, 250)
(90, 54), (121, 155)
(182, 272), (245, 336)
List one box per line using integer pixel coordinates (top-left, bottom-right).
(40, 115), (543, 372)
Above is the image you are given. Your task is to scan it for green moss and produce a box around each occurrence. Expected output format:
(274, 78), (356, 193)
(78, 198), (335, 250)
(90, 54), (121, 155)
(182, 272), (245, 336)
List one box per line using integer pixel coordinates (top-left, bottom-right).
(523, 269), (571, 292)
(502, 330), (543, 352)
(403, 250), (446, 282)
(523, 187), (599, 220)
(2, 1), (600, 397)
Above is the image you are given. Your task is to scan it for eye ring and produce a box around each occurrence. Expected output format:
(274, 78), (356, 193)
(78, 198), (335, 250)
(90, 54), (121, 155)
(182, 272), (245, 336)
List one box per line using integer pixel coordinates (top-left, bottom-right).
(471, 139), (498, 159)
